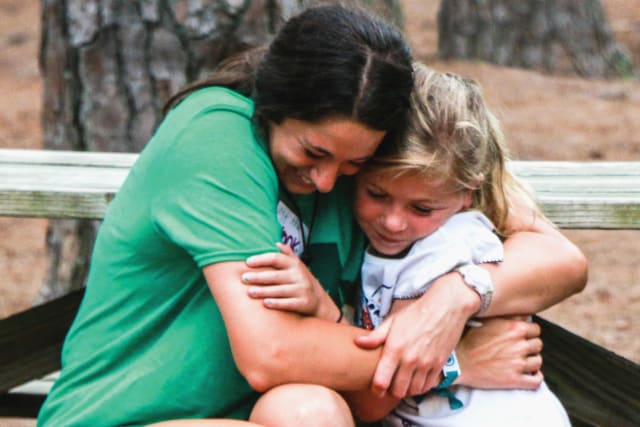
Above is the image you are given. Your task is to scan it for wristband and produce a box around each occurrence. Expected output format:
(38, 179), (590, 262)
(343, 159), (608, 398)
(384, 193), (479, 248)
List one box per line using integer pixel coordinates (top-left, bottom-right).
(439, 351), (461, 388)
(413, 351), (463, 410)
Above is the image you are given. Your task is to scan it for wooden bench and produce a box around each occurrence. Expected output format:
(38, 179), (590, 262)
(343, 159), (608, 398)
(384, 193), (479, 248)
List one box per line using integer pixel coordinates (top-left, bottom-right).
(1, 148), (639, 425)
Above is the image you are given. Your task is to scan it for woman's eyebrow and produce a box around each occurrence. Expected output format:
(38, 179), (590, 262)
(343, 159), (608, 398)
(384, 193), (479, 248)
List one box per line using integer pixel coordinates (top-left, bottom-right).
(301, 139), (333, 157)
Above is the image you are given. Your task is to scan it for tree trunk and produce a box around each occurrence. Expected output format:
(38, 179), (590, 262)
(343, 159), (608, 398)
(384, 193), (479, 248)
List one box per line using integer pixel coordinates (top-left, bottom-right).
(38, 0), (402, 300)
(437, 0), (636, 78)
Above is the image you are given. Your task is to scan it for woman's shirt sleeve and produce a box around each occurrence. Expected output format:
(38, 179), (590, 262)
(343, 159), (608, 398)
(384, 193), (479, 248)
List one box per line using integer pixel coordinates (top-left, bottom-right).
(149, 106), (281, 267)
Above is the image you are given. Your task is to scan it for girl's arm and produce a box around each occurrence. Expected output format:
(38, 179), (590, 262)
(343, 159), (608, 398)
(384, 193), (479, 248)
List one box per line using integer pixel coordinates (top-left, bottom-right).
(482, 208), (588, 315)
(242, 243), (342, 322)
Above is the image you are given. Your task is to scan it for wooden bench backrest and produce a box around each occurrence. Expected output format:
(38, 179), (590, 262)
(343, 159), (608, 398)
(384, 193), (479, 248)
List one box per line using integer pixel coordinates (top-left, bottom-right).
(1, 149), (640, 228)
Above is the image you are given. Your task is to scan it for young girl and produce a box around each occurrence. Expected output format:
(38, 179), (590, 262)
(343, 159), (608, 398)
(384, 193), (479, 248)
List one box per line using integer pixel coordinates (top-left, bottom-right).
(244, 64), (574, 426)
(344, 64), (571, 426)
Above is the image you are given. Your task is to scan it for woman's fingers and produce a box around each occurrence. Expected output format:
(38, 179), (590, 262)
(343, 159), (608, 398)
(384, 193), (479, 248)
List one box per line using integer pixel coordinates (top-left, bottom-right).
(372, 337), (443, 399)
(383, 356), (442, 399)
(517, 368), (544, 390)
(523, 320), (541, 339)
(371, 350), (399, 397)
(387, 357), (412, 398)
(528, 337), (543, 355)
(354, 318), (391, 349)
(407, 364), (440, 397)
(407, 370), (429, 397)
(524, 354), (543, 374)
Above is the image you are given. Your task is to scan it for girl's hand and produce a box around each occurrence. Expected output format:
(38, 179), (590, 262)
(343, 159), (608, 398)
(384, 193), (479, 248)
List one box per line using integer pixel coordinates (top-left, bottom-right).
(243, 243), (340, 321)
(354, 272), (480, 399)
(455, 315), (544, 390)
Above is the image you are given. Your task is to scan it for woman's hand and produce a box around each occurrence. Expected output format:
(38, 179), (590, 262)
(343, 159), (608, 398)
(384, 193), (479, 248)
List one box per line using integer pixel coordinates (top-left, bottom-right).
(243, 243), (341, 321)
(455, 315), (544, 390)
(354, 273), (481, 399)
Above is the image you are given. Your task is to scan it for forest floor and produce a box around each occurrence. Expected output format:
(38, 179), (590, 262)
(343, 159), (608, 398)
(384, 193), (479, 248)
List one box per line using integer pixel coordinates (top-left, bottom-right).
(0, 0), (639, 425)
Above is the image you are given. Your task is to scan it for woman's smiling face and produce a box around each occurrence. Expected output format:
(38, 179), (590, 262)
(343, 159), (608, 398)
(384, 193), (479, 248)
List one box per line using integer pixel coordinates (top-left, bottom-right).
(269, 118), (385, 194)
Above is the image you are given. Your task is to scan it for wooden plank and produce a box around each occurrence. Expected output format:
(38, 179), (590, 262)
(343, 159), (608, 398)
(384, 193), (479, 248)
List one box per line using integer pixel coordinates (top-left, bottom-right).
(9, 372), (58, 395)
(537, 199), (640, 229)
(0, 190), (116, 219)
(0, 289), (84, 393)
(0, 151), (131, 219)
(0, 148), (137, 167)
(509, 161), (640, 229)
(1, 149), (640, 227)
(536, 315), (640, 427)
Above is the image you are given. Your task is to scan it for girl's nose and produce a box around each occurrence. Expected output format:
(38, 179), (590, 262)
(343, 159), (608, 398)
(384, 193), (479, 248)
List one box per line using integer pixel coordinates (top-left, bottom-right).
(382, 208), (407, 233)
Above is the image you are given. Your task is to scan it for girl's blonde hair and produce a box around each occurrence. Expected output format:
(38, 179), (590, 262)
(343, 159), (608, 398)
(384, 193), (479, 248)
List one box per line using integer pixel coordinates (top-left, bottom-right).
(369, 63), (538, 236)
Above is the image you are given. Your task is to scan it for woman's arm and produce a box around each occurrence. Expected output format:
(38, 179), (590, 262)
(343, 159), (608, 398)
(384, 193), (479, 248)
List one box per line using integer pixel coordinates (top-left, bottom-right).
(343, 307), (546, 422)
(455, 316), (544, 390)
(482, 210), (588, 316)
(355, 208), (587, 397)
(203, 261), (380, 392)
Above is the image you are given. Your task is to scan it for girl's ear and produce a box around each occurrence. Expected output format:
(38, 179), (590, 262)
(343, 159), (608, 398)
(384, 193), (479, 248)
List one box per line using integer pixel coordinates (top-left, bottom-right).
(462, 189), (474, 209)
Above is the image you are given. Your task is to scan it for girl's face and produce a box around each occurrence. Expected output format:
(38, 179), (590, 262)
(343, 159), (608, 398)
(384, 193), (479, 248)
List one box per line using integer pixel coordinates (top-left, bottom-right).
(270, 118), (385, 194)
(354, 170), (473, 256)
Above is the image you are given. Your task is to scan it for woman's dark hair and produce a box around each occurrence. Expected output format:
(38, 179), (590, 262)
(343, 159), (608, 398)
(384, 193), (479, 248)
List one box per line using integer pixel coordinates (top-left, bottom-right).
(165, 5), (414, 143)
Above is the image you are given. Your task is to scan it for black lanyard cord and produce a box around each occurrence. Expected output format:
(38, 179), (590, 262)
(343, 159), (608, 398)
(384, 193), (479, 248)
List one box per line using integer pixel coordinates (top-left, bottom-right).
(280, 186), (318, 265)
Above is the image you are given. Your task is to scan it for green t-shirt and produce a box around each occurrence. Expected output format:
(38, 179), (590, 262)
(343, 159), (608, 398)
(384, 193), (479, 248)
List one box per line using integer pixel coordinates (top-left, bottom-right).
(37, 87), (365, 427)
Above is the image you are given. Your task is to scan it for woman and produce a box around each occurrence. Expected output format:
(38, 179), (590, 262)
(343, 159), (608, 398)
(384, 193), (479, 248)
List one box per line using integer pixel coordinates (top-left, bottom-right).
(37, 5), (586, 427)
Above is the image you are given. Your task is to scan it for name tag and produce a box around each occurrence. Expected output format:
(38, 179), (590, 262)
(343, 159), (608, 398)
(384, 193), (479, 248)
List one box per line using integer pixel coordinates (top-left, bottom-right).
(277, 201), (308, 257)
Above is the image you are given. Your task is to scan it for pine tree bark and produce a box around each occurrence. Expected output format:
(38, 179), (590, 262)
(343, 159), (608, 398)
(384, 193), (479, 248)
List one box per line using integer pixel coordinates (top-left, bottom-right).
(437, 0), (635, 78)
(39, 0), (402, 299)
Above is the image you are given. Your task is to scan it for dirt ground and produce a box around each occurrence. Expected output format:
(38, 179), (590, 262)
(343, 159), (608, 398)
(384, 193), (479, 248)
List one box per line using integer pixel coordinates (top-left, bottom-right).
(0, 2), (638, 424)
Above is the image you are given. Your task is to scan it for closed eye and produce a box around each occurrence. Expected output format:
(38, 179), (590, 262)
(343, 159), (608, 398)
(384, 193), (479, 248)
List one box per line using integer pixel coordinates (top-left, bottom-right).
(349, 158), (369, 167)
(413, 205), (434, 215)
(303, 148), (324, 159)
(366, 188), (386, 199)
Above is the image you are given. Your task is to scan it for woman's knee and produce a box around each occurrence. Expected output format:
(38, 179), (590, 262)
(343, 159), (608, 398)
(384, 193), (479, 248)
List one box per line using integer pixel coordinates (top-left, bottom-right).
(250, 384), (354, 427)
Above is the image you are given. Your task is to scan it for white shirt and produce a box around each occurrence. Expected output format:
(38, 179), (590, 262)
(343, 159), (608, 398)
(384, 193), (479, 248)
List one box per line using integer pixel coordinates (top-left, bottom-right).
(359, 211), (503, 329)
